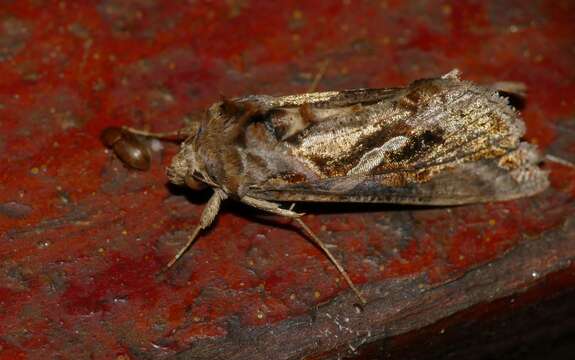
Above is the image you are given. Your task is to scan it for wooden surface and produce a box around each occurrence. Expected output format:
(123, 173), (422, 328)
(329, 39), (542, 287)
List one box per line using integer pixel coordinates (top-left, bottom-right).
(0, 1), (574, 359)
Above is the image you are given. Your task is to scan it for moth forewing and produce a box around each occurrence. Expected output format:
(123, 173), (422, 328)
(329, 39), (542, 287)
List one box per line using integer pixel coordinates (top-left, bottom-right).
(111, 70), (549, 305)
(236, 73), (548, 205)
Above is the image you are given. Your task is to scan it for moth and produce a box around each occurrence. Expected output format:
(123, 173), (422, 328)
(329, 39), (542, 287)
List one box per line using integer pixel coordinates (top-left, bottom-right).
(103, 70), (549, 304)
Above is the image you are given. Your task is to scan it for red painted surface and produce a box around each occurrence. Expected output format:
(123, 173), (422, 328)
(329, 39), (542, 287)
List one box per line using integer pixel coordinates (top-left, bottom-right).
(0, 1), (574, 358)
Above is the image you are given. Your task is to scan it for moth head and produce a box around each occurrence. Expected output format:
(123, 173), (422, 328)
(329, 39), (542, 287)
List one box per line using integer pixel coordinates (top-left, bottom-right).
(166, 126), (210, 191)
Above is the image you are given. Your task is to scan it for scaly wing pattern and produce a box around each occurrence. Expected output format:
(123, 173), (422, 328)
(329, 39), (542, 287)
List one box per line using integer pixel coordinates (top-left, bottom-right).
(245, 72), (548, 205)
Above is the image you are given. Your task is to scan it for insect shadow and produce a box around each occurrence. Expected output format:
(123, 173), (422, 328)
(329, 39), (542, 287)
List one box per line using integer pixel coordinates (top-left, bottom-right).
(165, 181), (447, 231)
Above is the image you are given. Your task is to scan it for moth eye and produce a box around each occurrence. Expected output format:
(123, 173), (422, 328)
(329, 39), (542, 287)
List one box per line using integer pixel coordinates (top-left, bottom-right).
(185, 174), (207, 191)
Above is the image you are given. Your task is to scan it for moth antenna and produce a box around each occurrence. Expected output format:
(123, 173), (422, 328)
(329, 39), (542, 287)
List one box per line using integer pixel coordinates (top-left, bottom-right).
(307, 59), (330, 93)
(293, 217), (367, 305)
(121, 126), (189, 142)
(164, 190), (226, 269)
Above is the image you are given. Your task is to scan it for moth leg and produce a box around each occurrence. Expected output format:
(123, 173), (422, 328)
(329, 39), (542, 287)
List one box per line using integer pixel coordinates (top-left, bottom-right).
(165, 189), (227, 269)
(293, 217), (367, 305)
(240, 196), (304, 218)
(240, 196), (367, 304)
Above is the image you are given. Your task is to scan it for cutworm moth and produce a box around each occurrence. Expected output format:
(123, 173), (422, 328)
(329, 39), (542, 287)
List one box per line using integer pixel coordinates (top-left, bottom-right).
(103, 70), (549, 304)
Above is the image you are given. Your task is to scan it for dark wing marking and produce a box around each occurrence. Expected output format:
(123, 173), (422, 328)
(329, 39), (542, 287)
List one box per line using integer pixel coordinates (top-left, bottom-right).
(273, 76), (525, 178)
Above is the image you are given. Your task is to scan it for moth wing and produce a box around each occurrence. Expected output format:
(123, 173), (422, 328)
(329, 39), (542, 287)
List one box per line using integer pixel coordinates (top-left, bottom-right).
(234, 88), (401, 109)
(243, 74), (548, 205)
(280, 77), (530, 177)
(246, 144), (549, 205)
